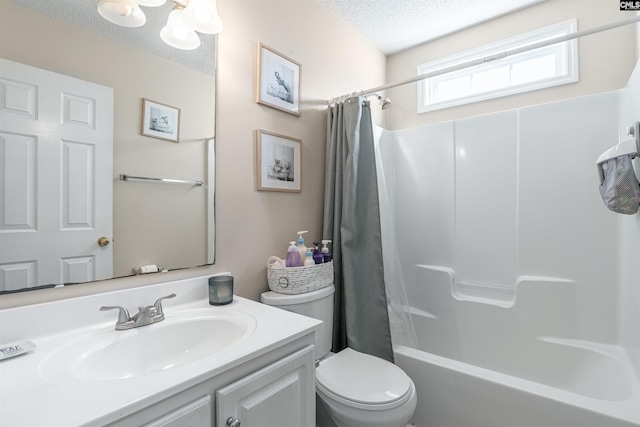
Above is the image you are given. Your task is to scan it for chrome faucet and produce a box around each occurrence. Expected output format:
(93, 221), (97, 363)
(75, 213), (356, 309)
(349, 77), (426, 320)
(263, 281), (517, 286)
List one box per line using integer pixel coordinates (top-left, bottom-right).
(100, 293), (176, 330)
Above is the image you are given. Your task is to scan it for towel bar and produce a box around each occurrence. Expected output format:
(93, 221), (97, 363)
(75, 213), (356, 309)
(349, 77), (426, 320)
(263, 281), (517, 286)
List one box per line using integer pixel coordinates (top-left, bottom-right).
(119, 174), (204, 186)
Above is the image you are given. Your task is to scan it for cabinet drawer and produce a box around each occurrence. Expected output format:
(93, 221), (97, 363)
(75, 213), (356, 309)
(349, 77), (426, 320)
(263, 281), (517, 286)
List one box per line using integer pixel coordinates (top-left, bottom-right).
(144, 395), (211, 427)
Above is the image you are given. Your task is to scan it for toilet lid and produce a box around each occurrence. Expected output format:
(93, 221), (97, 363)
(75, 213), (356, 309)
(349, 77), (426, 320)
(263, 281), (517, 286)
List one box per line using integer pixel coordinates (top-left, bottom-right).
(315, 348), (412, 406)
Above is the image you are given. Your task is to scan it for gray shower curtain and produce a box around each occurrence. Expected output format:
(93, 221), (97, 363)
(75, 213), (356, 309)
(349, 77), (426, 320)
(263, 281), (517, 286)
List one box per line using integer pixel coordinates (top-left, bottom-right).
(323, 97), (394, 362)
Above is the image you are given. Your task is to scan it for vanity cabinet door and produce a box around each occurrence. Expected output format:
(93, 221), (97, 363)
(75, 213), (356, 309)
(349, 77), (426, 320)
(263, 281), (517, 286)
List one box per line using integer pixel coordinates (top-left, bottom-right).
(216, 345), (315, 427)
(144, 395), (211, 427)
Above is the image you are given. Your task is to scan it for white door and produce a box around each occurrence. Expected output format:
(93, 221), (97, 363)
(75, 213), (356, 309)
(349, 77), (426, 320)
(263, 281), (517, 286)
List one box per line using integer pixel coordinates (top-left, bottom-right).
(216, 346), (315, 427)
(0, 58), (113, 291)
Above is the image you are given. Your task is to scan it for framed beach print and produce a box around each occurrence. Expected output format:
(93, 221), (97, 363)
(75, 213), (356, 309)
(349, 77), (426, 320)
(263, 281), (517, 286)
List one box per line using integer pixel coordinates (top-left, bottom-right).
(256, 43), (301, 116)
(256, 130), (301, 192)
(141, 98), (180, 142)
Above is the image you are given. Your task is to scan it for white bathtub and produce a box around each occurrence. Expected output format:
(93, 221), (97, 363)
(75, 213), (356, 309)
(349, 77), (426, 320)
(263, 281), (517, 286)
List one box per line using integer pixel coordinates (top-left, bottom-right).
(394, 310), (640, 427)
(387, 264), (640, 427)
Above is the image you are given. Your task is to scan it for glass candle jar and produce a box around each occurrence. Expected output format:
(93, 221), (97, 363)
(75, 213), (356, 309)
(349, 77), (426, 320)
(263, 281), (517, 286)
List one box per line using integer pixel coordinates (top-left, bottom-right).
(209, 275), (233, 305)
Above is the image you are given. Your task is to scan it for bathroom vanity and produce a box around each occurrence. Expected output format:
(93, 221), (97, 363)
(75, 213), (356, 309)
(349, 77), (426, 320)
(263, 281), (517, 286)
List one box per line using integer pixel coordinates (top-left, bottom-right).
(0, 276), (321, 426)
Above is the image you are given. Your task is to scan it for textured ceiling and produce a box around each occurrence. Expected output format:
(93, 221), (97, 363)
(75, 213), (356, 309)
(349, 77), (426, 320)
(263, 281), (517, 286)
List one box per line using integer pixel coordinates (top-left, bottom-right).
(9, 0), (547, 73)
(8, 0), (216, 75)
(314, 0), (547, 55)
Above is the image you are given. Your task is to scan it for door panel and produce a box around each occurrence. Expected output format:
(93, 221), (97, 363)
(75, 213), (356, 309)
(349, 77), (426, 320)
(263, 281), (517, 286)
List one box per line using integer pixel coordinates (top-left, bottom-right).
(62, 140), (95, 229)
(0, 132), (36, 231)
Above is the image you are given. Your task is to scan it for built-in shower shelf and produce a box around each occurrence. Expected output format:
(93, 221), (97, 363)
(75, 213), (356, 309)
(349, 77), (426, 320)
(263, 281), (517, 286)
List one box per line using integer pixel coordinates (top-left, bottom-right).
(415, 264), (574, 308)
(453, 281), (515, 307)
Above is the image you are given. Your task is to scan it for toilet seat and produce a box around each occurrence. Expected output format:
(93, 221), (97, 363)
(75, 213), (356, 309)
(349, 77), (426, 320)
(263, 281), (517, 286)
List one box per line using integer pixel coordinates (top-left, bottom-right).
(315, 348), (413, 411)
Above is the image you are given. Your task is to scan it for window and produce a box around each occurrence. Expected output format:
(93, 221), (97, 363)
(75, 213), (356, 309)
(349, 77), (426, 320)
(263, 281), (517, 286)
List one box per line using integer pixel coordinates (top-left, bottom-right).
(417, 19), (579, 113)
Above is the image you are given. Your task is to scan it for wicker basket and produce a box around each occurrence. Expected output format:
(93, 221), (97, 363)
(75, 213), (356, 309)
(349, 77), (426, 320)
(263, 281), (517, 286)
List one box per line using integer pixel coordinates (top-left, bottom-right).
(267, 256), (334, 294)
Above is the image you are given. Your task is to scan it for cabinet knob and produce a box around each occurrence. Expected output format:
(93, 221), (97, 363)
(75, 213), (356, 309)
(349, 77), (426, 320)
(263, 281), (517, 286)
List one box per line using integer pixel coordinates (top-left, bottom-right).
(226, 417), (241, 427)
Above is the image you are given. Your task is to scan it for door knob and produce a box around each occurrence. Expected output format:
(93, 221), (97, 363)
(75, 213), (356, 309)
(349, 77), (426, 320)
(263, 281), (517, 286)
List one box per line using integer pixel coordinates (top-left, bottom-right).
(97, 237), (110, 247)
(226, 417), (241, 427)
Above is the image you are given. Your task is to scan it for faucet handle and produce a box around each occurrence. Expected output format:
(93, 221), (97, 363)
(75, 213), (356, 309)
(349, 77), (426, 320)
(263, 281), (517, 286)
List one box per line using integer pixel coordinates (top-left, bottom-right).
(100, 305), (133, 330)
(153, 293), (176, 319)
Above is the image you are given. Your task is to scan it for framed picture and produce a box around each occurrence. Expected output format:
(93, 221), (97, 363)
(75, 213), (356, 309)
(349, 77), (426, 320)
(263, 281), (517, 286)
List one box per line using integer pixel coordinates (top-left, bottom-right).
(256, 43), (301, 116)
(256, 130), (301, 192)
(141, 98), (180, 142)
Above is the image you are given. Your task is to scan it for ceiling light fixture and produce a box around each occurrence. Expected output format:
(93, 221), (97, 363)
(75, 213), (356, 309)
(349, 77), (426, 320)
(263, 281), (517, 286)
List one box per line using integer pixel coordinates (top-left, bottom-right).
(160, 7), (201, 50)
(97, 0), (223, 50)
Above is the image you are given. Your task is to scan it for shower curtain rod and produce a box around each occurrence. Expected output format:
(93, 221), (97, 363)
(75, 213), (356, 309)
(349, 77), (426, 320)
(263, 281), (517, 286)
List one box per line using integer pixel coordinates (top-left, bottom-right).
(328, 15), (640, 105)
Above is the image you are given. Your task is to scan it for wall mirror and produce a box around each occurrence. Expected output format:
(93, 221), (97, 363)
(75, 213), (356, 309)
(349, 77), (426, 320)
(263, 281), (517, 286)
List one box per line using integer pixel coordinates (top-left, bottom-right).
(0, 0), (216, 293)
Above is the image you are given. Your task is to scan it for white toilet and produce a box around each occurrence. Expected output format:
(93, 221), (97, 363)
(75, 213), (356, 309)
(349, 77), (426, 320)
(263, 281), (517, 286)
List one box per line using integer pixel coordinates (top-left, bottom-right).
(261, 285), (417, 427)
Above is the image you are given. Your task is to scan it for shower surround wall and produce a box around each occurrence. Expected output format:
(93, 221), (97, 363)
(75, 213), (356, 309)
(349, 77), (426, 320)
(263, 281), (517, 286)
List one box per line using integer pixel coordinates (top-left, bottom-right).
(392, 91), (620, 340)
(381, 63), (640, 426)
(618, 61), (640, 382)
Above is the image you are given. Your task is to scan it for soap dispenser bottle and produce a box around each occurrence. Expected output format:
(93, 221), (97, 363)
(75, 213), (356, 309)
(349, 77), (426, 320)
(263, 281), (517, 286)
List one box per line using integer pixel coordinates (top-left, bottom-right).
(321, 240), (332, 262)
(312, 241), (323, 264)
(303, 246), (315, 266)
(296, 231), (308, 263)
(286, 241), (303, 267)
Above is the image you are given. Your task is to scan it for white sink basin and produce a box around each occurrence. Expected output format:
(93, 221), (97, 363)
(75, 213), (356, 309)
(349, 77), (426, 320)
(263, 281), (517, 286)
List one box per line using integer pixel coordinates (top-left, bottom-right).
(39, 308), (256, 382)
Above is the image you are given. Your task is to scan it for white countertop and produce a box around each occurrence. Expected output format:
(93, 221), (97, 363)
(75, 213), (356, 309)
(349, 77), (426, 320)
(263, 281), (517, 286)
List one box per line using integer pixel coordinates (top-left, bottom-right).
(0, 276), (321, 426)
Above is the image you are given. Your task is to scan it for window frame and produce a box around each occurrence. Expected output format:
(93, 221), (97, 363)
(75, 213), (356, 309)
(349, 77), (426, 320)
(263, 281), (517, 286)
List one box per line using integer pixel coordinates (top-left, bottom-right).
(417, 19), (579, 113)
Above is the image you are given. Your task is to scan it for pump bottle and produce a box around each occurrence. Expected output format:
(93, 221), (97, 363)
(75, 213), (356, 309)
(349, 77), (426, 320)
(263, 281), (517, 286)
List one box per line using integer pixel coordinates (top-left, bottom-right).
(303, 247), (315, 266)
(312, 241), (323, 264)
(296, 231), (308, 263)
(321, 240), (332, 262)
(286, 241), (302, 267)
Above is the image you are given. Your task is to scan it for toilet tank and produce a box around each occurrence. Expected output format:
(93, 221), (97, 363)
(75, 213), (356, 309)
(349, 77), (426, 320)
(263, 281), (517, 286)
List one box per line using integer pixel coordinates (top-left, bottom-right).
(261, 285), (334, 360)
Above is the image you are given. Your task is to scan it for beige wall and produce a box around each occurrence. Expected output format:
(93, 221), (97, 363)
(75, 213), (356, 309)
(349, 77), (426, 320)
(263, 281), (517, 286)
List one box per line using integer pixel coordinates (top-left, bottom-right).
(0, 0), (385, 308)
(211, 0), (385, 300)
(385, 0), (639, 130)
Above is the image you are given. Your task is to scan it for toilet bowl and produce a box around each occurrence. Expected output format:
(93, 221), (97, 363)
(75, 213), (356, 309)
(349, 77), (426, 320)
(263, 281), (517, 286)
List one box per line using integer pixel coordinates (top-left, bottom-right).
(315, 348), (417, 427)
(261, 286), (416, 427)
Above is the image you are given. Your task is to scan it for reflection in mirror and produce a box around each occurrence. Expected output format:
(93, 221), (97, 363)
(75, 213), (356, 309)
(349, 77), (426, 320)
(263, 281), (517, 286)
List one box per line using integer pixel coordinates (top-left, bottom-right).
(0, 0), (216, 293)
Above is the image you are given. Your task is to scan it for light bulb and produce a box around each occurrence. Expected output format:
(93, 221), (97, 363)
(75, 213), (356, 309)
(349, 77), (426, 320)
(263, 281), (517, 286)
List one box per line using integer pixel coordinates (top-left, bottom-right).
(160, 9), (201, 50)
(194, 9), (212, 24)
(172, 27), (189, 41)
(181, 0), (223, 34)
(97, 0), (146, 27)
(113, 3), (133, 16)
